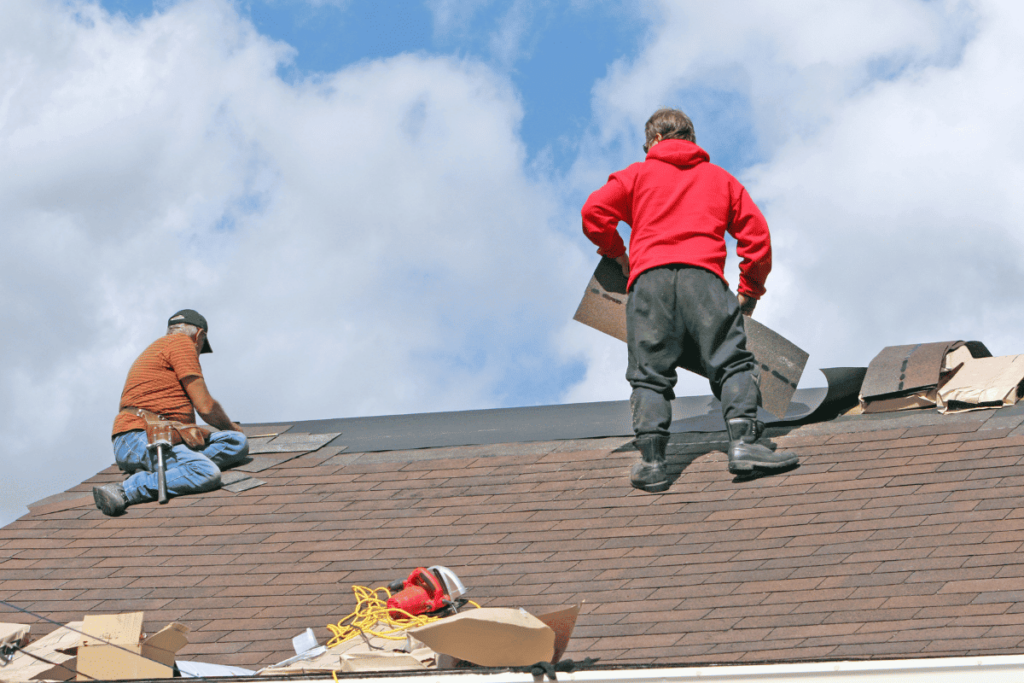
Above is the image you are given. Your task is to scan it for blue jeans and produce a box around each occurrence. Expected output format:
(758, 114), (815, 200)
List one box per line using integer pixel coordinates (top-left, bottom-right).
(112, 430), (249, 504)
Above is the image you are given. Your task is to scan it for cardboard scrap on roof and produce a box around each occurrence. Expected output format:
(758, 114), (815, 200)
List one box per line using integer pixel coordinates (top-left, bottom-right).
(937, 353), (1024, 413)
(860, 340), (1024, 414)
(258, 604), (580, 675)
(0, 613), (188, 683)
(76, 612), (188, 681)
(0, 622), (80, 683)
(411, 608), (555, 668)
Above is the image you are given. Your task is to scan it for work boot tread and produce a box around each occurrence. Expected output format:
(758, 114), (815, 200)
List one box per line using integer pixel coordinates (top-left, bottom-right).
(93, 484), (128, 517)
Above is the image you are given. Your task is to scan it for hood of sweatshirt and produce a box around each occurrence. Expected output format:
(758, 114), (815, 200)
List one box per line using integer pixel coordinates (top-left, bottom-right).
(645, 139), (710, 168)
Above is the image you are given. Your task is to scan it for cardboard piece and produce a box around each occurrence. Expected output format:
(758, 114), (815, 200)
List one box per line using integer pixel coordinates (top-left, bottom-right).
(0, 622), (82, 683)
(573, 257), (808, 418)
(339, 652), (428, 672)
(258, 626), (429, 675)
(76, 613), (188, 681)
(860, 341), (992, 413)
(937, 355), (1024, 413)
(257, 653), (341, 676)
(410, 608), (554, 668)
(175, 661), (255, 678)
(0, 624), (29, 648)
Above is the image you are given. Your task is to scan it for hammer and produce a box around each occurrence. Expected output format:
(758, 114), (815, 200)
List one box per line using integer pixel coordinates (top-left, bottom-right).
(148, 423), (173, 504)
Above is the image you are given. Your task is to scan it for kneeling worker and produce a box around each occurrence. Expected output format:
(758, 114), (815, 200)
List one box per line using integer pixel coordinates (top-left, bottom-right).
(581, 108), (798, 492)
(93, 310), (249, 516)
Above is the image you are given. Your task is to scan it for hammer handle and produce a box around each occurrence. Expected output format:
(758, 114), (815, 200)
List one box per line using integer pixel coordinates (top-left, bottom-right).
(156, 444), (169, 504)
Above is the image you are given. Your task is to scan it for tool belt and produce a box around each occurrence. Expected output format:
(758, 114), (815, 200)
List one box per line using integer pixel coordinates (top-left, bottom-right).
(120, 407), (209, 450)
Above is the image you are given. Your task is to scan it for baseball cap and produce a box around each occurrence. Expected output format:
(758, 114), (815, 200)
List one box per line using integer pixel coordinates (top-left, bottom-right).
(168, 309), (213, 354)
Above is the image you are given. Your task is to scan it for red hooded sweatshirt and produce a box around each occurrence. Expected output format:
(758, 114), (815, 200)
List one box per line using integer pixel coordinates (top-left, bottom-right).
(581, 139), (771, 298)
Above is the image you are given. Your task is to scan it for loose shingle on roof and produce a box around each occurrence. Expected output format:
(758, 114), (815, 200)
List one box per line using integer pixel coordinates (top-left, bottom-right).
(3, 392), (1024, 671)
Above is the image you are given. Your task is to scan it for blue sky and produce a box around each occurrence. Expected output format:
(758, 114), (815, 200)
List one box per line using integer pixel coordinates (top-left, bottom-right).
(100, 0), (652, 175)
(98, 0), (762, 186)
(3, 0), (1024, 525)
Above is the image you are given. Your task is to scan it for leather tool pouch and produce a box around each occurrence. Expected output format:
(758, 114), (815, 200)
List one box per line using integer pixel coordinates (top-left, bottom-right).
(123, 408), (209, 450)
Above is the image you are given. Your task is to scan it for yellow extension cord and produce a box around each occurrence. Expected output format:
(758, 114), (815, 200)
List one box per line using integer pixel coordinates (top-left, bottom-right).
(325, 584), (480, 650)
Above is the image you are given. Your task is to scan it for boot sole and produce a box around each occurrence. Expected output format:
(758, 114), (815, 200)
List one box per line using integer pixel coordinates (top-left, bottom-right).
(92, 487), (126, 516)
(728, 456), (798, 474)
(631, 479), (671, 493)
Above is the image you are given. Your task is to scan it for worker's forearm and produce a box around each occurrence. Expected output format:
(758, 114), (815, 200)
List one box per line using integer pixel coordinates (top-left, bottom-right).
(198, 400), (236, 432)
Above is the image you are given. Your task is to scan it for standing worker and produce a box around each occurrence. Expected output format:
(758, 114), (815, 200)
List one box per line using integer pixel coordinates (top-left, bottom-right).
(92, 309), (249, 516)
(581, 108), (798, 493)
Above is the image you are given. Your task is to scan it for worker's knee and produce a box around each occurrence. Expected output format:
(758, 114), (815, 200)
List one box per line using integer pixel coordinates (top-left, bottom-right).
(206, 430), (248, 469)
(169, 447), (222, 492)
(112, 431), (150, 474)
(197, 470), (222, 492)
(185, 459), (222, 492)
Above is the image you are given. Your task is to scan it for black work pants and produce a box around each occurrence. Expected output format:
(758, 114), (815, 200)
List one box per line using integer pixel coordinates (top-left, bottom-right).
(626, 265), (760, 438)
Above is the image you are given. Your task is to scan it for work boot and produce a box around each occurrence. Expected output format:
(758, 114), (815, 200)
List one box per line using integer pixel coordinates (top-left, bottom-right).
(726, 418), (798, 474)
(93, 483), (129, 516)
(754, 420), (779, 451)
(630, 435), (670, 493)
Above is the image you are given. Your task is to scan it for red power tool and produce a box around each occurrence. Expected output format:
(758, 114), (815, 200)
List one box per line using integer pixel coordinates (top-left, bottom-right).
(386, 567), (446, 619)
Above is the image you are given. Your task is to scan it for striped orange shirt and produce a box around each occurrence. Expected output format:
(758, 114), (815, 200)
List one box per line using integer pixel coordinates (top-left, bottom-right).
(111, 334), (204, 437)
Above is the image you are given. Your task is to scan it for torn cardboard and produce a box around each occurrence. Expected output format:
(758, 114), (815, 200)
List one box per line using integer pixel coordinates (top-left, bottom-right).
(76, 613), (188, 681)
(339, 652), (428, 672)
(860, 341), (992, 413)
(259, 627), (432, 675)
(410, 608), (554, 668)
(573, 256), (808, 418)
(0, 624), (29, 649)
(175, 661), (255, 678)
(0, 622), (82, 683)
(937, 355), (1024, 413)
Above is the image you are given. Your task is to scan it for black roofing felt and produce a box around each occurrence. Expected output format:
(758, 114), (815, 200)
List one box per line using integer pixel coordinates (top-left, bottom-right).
(270, 367), (866, 453)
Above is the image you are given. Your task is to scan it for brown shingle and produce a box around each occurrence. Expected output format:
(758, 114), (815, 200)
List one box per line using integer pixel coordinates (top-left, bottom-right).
(6, 403), (1024, 669)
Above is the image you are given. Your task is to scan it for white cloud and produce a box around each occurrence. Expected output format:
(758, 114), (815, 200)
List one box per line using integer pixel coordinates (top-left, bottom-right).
(0, 0), (591, 525)
(563, 0), (1024, 402)
(488, 0), (538, 69)
(9, 0), (1024, 527)
(425, 0), (493, 40)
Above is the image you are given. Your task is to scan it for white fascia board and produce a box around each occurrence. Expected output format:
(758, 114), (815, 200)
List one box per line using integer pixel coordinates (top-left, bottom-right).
(291, 655), (1024, 683)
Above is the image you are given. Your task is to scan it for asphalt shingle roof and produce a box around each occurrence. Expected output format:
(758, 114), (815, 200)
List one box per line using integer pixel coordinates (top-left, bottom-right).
(3, 401), (1024, 670)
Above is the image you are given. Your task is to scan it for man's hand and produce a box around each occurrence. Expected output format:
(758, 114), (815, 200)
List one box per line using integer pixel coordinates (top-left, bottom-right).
(614, 253), (630, 279)
(737, 294), (757, 317)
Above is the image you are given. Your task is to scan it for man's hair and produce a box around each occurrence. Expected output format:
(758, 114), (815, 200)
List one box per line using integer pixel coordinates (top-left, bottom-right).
(644, 108), (696, 152)
(167, 323), (200, 337)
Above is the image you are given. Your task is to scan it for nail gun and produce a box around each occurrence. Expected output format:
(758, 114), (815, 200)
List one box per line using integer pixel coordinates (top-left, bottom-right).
(386, 566), (466, 619)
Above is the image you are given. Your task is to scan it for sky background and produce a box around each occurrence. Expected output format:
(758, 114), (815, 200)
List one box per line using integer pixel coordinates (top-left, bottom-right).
(2, 0), (1023, 526)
